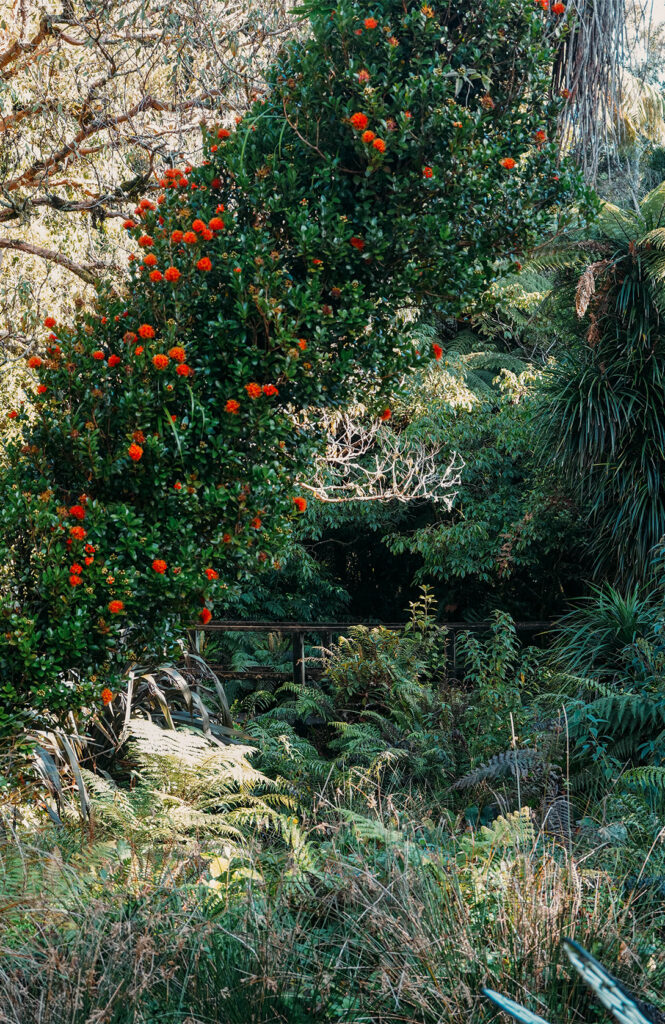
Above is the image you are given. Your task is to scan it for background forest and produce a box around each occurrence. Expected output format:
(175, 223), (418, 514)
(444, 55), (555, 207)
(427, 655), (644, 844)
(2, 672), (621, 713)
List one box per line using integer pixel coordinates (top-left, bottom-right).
(4, 1), (665, 1023)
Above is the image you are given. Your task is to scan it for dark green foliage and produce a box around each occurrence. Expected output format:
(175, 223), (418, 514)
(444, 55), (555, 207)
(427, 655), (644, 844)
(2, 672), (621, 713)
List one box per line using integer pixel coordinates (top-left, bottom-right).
(540, 185), (665, 582)
(551, 584), (660, 679)
(0, 0), (587, 737)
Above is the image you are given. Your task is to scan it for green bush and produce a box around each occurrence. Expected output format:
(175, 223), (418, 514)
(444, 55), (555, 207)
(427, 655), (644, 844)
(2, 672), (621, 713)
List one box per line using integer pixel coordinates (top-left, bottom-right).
(0, 0), (585, 734)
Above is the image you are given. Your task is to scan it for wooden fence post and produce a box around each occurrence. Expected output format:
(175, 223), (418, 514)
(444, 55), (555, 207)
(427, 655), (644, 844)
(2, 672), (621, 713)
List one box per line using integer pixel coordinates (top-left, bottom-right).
(292, 631), (306, 687)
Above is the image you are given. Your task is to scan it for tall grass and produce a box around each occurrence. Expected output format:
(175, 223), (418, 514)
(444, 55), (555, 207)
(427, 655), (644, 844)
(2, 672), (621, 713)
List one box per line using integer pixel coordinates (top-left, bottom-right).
(2, 796), (663, 1024)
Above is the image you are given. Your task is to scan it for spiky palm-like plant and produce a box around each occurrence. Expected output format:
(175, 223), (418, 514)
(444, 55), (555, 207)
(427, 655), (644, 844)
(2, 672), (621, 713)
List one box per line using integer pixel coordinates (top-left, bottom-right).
(538, 183), (665, 583)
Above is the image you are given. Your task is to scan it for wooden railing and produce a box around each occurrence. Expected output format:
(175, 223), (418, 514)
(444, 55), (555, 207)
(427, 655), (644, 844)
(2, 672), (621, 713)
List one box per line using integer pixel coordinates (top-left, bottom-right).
(187, 620), (555, 686)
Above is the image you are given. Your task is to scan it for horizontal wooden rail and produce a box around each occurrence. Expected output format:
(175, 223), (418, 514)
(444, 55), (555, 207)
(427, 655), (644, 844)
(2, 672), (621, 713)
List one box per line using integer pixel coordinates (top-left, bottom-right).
(187, 620), (555, 687)
(187, 620), (554, 633)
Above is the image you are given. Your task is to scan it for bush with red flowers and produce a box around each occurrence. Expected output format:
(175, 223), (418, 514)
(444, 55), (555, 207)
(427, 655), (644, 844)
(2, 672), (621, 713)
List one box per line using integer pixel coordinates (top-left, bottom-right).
(0, 0), (586, 734)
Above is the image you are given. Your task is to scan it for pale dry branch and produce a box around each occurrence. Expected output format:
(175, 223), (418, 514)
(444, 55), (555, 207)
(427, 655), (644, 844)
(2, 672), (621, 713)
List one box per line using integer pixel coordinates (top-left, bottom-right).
(301, 410), (463, 505)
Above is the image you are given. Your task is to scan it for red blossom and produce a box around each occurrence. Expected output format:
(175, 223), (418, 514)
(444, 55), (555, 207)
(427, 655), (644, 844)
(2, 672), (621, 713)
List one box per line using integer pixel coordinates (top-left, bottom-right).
(152, 354), (169, 370)
(138, 324), (155, 338)
(165, 266), (181, 282)
(69, 505), (86, 520)
(197, 256), (212, 272)
(108, 600), (124, 614)
(350, 112), (369, 130)
(128, 443), (143, 461)
(200, 607), (212, 624)
(225, 399), (240, 414)
(152, 559), (167, 574)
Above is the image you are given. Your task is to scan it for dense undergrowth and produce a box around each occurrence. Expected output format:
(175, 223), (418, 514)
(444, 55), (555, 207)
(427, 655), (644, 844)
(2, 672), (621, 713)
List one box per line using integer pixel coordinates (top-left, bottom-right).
(4, 587), (665, 1023)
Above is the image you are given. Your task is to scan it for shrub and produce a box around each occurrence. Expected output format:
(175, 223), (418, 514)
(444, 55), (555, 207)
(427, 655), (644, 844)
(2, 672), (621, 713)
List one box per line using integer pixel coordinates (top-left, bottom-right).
(0, 0), (585, 734)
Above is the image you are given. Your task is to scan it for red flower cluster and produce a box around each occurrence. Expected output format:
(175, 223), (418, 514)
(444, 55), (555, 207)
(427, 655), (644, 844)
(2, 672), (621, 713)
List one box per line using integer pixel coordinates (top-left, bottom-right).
(200, 608), (212, 624)
(69, 505), (86, 520)
(70, 526), (87, 540)
(500, 157), (516, 170)
(204, 568), (219, 580)
(380, 408), (392, 421)
(108, 354), (121, 367)
(225, 399), (240, 414)
(423, 166), (433, 179)
(293, 497), (307, 512)
(176, 364), (193, 377)
(128, 443), (143, 461)
(433, 343), (443, 360)
(165, 266), (181, 282)
(109, 600), (124, 614)
(350, 112), (369, 130)
(138, 324), (155, 338)
(44, 316), (56, 328)
(262, 384), (278, 397)
(28, 356), (42, 368)
(152, 559), (167, 574)
(350, 236), (365, 250)
(101, 688), (114, 705)
(168, 346), (186, 363)
(152, 354), (169, 370)
(245, 382), (262, 399)
(197, 257), (212, 272)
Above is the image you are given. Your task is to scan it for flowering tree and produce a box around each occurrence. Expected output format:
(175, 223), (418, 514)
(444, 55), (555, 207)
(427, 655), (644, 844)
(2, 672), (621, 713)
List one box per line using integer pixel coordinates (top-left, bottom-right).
(0, 0), (585, 735)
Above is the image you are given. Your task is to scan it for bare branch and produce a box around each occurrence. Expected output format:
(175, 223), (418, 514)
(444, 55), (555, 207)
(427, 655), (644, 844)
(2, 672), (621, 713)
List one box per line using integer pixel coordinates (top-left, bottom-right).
(0, 237), (107, 284)
(301, 410), (463, 505)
